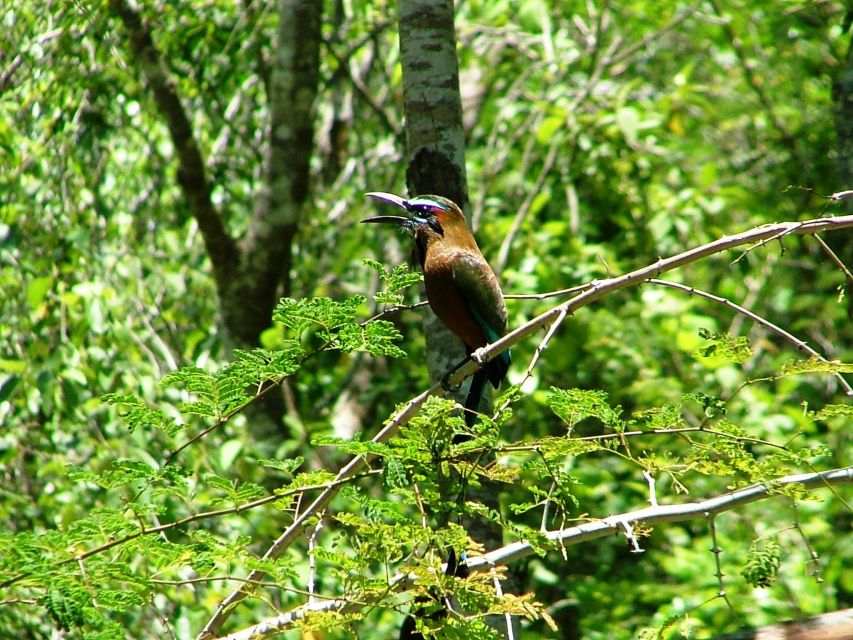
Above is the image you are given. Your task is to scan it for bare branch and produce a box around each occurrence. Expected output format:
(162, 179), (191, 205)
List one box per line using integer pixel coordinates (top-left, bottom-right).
(648, 278), (853, 394)
(465, 216), (853, 394)
(812, 233), (853, 283)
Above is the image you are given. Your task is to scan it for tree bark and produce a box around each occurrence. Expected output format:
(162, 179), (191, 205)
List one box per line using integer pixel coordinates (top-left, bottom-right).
(397, 0), (471, 403)
(110, 0), (323, 440)
(397, 2), (516, 637)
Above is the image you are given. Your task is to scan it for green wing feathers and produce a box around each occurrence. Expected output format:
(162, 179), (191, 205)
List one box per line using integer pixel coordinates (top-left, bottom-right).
(452, 254), (511, 388)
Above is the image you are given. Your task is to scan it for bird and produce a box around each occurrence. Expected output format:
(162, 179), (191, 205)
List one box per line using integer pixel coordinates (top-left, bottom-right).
(397, 548), (469, 640)
(362, 192), (510, 432)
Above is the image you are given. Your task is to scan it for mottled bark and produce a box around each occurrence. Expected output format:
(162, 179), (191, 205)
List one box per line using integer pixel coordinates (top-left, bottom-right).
(397, 3), (517, 637)
(398, 0), (468, 208)
(397, 0), (471, 397)
(110, 0), (322, 439)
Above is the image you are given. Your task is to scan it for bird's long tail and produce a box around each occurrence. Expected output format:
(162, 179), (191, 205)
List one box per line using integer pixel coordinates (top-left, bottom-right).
(462, 369), (488, 432)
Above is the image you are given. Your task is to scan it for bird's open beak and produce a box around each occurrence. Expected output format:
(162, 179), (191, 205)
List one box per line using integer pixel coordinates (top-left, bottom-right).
(361, 192), (411, 226)
(360, 214), (410, 225)
(365, 192), (407, 209)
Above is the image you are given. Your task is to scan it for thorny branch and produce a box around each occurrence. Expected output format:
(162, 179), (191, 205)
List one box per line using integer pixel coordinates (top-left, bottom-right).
(647, 278), (853, 394)
(210, 466), (852, 640)
(198, 213), (853, 638)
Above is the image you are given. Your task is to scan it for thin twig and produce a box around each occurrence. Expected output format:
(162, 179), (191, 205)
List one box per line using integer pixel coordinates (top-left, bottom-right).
(0, 471), (381, 591)
(500, 424), (788, 453)
(791, 500), (822, 584)
(812, 233), (853, 283)
(488, 560), (515, 640)
(708, 515), (738, 614)
(307, 514), (325, 605)
(619, 520), (643, 553)
(644, 471), (658, 508)
(503, 283), (593, 301)
(648, 278), (853, 395)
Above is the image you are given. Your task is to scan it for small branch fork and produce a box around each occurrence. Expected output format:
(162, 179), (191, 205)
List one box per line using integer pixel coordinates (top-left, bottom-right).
(197, 214), (853, 638)
(208, 467), (852, 640)
(647, 278), (853, 395)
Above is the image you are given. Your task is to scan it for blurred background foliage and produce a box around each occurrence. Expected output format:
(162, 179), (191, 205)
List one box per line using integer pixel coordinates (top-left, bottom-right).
(0, 0), (851, 638)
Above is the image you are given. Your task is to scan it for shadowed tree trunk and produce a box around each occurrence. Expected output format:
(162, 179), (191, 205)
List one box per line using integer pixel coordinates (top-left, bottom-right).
(109, 0), (322, 444)
(397, 2), (520, 637)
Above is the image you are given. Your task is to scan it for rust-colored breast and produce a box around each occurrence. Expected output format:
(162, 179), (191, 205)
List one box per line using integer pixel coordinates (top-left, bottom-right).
(423, 249), (488, 352)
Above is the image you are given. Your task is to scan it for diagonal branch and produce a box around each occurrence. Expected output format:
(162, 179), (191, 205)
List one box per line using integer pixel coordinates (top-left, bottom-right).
(196, 213), (853, 638)
(211, 466), (853, 640)
(108, 0), (237, 286)
(648, 278), (853, 394)
(470, 215), (853, 387)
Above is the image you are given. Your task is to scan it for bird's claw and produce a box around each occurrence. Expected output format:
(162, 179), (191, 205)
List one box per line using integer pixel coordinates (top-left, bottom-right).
(471, 347), (488, 365)
(441, 371), (462, 392)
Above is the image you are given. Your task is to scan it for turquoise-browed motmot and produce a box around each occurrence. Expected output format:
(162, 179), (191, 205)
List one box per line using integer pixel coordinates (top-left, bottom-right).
(362, 192), (510, 429)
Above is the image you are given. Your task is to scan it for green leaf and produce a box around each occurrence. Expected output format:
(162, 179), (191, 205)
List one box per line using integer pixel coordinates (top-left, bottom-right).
(742, 539), (781, 588)
(273, 296), (364, 333)
(258, 457), (303, 474)
(218, 438), (243, 470)
(536, 116), (563, 144)
(781, 358), (853, 376)
(44, 587), (87, 631)
(694, 329), (752, 363)
(357, 321), (407, 358)
(102, 393), (181, 435)
(683, 392), (727, 419)
(27, 275), (53, 310)
(813, 404), (853, 421)
(547, 387), (622, 428)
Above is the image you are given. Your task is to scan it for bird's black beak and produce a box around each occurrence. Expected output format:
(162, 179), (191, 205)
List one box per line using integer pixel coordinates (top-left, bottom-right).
(361, 192), (411, 226)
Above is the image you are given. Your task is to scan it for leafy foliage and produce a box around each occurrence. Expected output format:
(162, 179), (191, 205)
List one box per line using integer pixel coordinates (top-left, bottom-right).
(742, 539), (782, 588)
(0, 0), (850, 639)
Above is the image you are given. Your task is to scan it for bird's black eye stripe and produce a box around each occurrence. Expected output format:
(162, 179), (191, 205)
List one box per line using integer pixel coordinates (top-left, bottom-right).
(407, 201), (445, 235)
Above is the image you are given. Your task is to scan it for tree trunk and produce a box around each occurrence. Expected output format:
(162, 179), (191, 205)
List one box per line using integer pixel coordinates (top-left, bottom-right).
(397, 2), (518, 637)
(111, 0), (323, 443)
(397, 0), (471, 407)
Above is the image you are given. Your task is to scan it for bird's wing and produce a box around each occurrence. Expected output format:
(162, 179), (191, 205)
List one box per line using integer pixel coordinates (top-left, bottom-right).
(451, 253), (507, 340)
(451, 252), (510, 386)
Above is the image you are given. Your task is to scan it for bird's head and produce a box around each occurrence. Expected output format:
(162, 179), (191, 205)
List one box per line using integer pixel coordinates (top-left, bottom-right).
(361, 192), (469, 242)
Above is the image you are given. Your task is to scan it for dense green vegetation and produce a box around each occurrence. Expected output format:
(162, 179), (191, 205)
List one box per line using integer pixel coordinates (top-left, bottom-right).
(1, 1), (851, 638)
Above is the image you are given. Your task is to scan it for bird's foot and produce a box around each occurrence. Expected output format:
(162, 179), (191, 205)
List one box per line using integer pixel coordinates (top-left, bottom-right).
(441, 355), (472, 391)
(471, 347), (488, 365)
(441, 371), (462, 392)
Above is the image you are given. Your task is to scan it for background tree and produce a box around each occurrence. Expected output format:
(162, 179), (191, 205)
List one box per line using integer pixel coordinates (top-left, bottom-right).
(0, 1), (851, 639)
